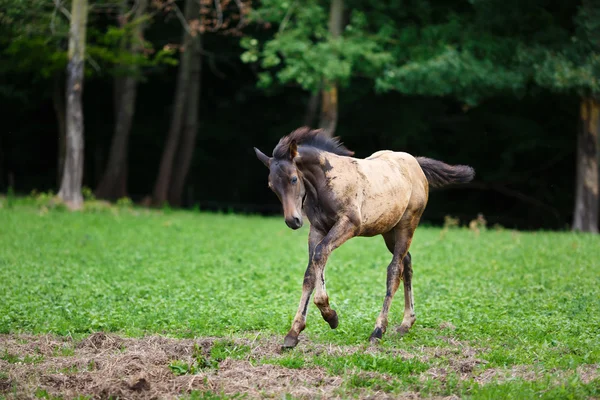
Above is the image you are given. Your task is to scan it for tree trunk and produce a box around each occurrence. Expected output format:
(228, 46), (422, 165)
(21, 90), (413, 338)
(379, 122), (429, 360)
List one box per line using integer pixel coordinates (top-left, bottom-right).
(58, 0), (88, 210)
(572, 97), (599, 233)
(168, 29), (202, 207)
(319, 85), (338, 137)
(304, 89), (320, 127)
(52, 72), (67, 188)
(319, 0), (343, 137)
(96, 0), (149, 201)
(152, 0), (196, 206)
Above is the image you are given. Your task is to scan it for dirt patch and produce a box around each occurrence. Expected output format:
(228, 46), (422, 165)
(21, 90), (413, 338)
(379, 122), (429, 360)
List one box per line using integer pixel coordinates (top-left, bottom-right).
(418, 336), (490, 383)
(207, 359), (340, 398)
(473, 365), (540, 385)
(0, 332), (483, 399)
(0, 333), (346, 399)
(438, 322), (456, 331)
(576, 364), (599, 384)
(3, 333), (592, 399)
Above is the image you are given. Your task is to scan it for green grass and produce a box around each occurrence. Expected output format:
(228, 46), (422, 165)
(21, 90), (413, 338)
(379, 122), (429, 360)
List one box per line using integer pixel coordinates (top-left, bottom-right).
(1, 201), (599, 398)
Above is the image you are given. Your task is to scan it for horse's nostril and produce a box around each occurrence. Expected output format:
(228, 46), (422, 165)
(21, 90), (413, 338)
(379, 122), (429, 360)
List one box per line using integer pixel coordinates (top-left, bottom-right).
(294, 216), (301, 225)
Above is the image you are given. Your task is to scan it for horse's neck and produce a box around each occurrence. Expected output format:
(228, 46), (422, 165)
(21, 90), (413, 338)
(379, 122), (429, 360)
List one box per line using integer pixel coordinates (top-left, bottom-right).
(297, 149), (327, 203)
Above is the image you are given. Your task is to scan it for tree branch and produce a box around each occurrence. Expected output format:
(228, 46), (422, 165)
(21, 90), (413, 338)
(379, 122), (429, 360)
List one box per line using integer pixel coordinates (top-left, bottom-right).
(279, 0), (297, 33)
(171, 2), (191, 34)
(210, 0), (223, 31)
(233, 0), (246, 28)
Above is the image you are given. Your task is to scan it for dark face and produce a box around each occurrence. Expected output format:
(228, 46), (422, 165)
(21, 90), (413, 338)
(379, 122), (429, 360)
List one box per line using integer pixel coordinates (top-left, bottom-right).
(254, 146), (306, 229)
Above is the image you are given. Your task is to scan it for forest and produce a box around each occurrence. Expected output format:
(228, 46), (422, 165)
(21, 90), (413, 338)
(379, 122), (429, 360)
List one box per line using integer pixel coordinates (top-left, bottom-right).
(1, 0), (599, 232)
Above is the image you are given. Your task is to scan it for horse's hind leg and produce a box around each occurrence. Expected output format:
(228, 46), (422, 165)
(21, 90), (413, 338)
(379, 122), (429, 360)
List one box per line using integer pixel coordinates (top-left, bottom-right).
(398, 252), (416, 335)
(369, 232), (402, 343)
(370, 211), (422, 343)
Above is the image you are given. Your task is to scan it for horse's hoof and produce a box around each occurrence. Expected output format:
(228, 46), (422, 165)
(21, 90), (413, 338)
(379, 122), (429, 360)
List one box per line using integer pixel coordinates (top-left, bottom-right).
(369, 327), (383, 344)
(282, 335), (299, 349)
(397, 317), (416, 336)
(327, 310), (339, 329)
(396, 324), (411, 336)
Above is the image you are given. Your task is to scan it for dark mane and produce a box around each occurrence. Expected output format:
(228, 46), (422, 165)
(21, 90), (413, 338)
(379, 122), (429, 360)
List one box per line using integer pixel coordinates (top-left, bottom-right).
(273, 127), (354, 159)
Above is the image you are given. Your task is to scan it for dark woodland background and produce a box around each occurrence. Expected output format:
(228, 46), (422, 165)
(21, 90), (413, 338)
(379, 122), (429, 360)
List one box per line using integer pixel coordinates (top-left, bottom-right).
(1, 0), (597, 231)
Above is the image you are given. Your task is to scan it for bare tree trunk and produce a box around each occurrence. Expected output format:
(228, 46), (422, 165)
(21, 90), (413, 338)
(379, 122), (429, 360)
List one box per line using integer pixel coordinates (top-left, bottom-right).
(319, 85), (338, 137)
(169, 28), (202, 207)
(52, 72), (67, 188)
(319, 0), (343, 137)
(152, 0), (196, 206)
(304, 89), (320, 127)
(96, 0), (149, 201)
(573, 97), (599, 233)
(58, 0), (88, 210)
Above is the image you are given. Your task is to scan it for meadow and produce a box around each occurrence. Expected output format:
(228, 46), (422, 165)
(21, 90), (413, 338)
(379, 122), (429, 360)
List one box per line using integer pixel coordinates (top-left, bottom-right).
(0, 198), (599, 399)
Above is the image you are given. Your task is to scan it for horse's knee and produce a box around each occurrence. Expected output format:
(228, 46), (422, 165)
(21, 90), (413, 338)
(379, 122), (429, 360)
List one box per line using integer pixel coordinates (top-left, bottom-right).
(313, 244), (326, 264)
(403, 251), (412, 266)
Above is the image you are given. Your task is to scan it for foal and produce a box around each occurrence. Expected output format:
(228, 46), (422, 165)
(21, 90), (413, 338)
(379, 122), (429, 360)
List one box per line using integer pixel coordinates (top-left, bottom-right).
(254, 127), (474, 348)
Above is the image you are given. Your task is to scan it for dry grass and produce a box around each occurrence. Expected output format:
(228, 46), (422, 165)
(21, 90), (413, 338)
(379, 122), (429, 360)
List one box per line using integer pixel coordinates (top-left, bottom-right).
(3, 333), (595, 399)
(0, 333), (344, 399)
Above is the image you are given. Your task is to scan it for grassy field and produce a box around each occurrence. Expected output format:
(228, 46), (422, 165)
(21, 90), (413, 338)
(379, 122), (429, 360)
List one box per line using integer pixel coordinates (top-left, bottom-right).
(0, 198), (599, 399)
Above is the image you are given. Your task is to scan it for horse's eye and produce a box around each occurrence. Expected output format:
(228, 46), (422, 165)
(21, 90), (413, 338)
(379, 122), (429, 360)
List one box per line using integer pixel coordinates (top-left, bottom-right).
(291, 176), (298, 184)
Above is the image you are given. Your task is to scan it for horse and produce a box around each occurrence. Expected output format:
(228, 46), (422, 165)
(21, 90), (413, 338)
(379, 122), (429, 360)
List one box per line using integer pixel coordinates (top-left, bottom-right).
(254, 127), (475, 348)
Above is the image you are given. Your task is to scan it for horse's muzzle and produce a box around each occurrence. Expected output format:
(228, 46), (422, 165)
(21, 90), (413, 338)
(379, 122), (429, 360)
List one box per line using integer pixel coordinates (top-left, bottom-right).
(285, 215), (303, 230)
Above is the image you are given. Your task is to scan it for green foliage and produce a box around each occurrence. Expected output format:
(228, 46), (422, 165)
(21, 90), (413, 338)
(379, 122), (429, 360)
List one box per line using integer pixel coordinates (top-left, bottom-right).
(168, 342), (246, 376)
(377, 46), (527, 105)
(1, 350), (44, 365)
(245, 0), (600, 101)
(264, 353), (305, 369)
(314, 353), (429, 376)
(34, 388), (63, 400)
(0, 0), (176, 91)
(210, 340), (251, 361)
(347, 374), (396, 392)
(169, 359), (199, 375)
(81, 187), (95, 202)
(467, 376), (600, 399)
(116, 197), (134, 208)
(241, 2), (392, 91)
(0, 203), (598, 354)
(185, 390), (245, 400)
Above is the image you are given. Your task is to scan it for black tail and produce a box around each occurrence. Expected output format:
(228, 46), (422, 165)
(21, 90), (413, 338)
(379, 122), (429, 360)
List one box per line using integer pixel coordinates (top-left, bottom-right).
(416, 157), (475, 189)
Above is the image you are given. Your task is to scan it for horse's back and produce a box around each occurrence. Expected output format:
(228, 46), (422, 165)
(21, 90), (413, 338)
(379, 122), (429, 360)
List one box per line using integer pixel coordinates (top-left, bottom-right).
(364, 151), (426, 184)
(345, 151), (427, 235)
(367, 151), (429, 211)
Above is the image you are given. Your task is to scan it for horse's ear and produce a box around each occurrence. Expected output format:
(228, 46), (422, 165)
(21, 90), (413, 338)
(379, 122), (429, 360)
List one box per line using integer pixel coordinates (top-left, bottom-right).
(254, 147), (271, 168)
(289, 140), (298, 159)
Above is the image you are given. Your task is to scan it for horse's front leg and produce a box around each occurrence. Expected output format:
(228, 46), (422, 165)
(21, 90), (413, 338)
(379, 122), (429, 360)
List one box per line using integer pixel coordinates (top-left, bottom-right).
(311, 216), (357, 330)
(283, 227), (323, 348)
